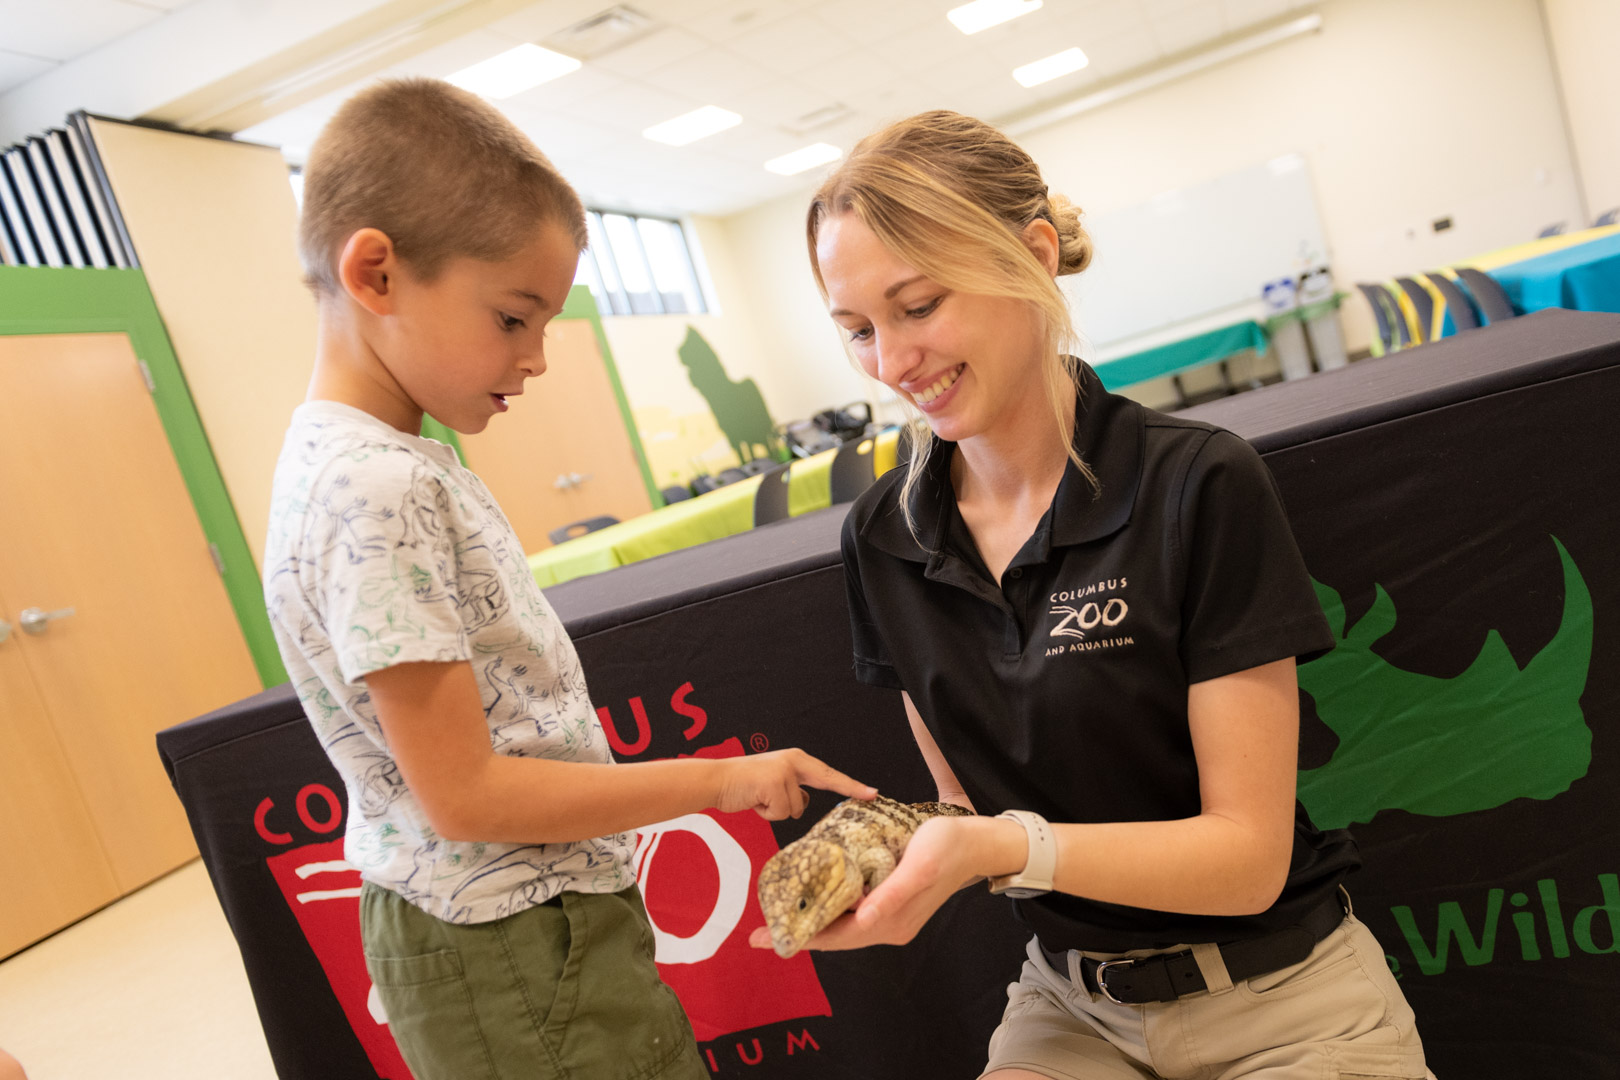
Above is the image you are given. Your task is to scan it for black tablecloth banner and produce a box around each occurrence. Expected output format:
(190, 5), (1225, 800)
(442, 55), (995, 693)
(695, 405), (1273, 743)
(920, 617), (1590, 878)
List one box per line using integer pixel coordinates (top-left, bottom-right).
(159, 309), (1620, 1078)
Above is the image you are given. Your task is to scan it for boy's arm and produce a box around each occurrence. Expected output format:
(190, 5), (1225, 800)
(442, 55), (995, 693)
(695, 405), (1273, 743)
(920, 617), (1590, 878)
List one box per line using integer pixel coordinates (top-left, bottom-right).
(365, 659), (876, 844)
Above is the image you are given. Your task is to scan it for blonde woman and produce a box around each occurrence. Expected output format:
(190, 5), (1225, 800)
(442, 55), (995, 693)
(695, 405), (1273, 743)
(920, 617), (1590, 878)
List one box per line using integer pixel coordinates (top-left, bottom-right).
(769, 111), (1431, 1079)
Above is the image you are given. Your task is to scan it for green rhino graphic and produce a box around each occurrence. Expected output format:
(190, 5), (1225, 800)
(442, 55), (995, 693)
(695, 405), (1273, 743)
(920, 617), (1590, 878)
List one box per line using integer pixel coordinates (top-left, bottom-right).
(1297, 537), (1594, 829)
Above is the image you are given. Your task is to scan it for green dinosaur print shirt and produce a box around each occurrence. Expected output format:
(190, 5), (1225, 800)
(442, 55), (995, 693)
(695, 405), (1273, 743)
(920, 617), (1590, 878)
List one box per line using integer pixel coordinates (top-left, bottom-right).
(263, 400), (634, 924)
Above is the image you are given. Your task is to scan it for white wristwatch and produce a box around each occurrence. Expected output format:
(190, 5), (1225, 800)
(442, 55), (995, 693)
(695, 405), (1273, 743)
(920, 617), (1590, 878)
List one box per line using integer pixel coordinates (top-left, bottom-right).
(987, 810), (1056, 899)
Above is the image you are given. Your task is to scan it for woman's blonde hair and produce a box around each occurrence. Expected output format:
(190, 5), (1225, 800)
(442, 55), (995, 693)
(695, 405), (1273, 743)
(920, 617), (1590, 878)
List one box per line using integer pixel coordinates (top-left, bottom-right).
(298, 78), (586, 297)
(806, 110), (1096, 537)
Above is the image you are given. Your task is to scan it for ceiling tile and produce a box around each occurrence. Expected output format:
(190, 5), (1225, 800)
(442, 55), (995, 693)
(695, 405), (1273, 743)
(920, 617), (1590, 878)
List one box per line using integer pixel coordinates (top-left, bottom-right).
(884, 18), (979, 77)
(630, 0), (733, 22)
(0, 49), (56, 96)
(1221, 0), (1291, 33)
(0, 0), (161, 63)
(734, 78), (844, 129)
(686, 0), (801, 43)
(637, 46), (775, 106)
(1150, 2), (1224, 54)
(483, 0), (624, 45)
(811, 0), (935, 41)
(727, 12), (858, 76)
(387, 29), (520, 80)
(504, 105), (620, 158)
(1083, 27), (1161, 77)
(502, 64), (624, 109)
(590, 80), (706, 136)
(795, 46), (896, 101)
(589, 26), (711, 77)
(1064, 0), (1155, 44)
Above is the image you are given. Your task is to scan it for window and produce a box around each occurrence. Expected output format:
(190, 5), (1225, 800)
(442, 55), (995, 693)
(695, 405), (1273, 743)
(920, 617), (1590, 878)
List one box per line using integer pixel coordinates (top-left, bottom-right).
(575, 210), (707, 316)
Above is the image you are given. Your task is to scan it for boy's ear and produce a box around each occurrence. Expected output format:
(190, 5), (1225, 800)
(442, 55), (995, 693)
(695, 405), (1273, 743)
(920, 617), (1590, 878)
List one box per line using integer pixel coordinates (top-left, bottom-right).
(337, 228), (398, 316)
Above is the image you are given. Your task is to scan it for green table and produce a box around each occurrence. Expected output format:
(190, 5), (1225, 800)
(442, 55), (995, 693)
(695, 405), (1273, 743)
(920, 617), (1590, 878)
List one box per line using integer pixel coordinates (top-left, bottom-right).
(529, 430), (900, 587)
(1092, 319), (1269, 390)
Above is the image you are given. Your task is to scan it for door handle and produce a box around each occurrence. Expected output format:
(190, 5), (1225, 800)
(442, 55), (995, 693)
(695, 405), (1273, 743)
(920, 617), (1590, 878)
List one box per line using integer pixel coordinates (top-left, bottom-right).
(0, 618), (10, 645)
(19, 606), (75, 636)
(553, 472), (594, 490)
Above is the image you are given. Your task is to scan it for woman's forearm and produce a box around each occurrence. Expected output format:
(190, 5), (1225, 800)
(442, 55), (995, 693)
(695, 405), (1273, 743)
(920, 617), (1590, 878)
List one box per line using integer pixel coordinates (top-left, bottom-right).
(960, 812), (1291, 917)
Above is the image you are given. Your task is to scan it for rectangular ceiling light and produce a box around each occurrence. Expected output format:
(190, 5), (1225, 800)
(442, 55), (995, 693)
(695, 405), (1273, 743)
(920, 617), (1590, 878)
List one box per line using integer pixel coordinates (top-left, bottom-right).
(1014, 46), (1089, 87)
(643, 105), (743, 146)
(765, 142), (843, 176)
(447, 43), (582, 99)
(948, 0), (1042, 35)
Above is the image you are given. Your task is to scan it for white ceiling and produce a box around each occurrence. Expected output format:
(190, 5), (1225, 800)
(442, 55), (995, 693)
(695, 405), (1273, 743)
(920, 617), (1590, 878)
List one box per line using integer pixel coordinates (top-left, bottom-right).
(2, 0), (1317, 218)
(0, 0), (197, 91)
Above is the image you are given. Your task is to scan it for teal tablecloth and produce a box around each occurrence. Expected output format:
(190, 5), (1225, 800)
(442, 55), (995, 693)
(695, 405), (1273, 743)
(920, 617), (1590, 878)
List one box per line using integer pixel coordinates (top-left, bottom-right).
(1489, 231), (1620, 316)
(1093, 320), (1269, 390)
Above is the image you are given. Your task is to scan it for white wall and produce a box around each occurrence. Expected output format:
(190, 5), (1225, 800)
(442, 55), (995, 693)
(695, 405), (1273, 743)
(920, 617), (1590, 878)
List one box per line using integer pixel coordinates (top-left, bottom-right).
(714, 0), (1587, 373)
(1542, 0), (1620, 221)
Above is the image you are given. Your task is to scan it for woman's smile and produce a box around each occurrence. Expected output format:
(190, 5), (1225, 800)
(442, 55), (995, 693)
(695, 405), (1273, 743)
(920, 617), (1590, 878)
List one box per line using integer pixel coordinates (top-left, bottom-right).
(908, 363), (966, 411)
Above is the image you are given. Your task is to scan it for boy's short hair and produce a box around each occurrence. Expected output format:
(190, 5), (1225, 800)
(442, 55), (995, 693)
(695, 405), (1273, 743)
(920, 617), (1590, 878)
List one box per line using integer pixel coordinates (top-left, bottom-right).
(298, 77), (587, 295)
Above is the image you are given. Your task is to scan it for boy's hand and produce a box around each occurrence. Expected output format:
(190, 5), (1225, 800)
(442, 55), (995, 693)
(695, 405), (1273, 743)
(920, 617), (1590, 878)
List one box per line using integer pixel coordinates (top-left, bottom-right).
(715, 749), (877, 820)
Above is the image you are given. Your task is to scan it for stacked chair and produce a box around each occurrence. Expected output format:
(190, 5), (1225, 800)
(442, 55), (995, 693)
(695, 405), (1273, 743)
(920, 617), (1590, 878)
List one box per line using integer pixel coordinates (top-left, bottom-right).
(1356, 266), (1516, 356)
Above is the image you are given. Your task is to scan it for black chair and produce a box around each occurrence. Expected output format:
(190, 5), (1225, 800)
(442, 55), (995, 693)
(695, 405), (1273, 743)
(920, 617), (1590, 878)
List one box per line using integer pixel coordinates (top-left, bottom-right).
(1538, 222), (1567, 238)
(690, 474), (722, 495)
(660, 485), (692, 505)
(1594, 208), (1619, 228)
(1453, 267), (1517, 325)
(1355, 283), (1403, 356)
(829, 435), (879, 504)
(1394, 277), (1435, 343)
(548, 515), (619, 546)
(740, 459), (776, 477)
(1422, 271), (1479, 331)
(751, 463), (793, 527)
(715, 467), (748, 486)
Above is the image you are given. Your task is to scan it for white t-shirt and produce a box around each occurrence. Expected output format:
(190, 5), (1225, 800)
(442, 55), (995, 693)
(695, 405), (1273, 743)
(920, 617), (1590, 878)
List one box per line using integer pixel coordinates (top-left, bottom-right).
(263, 400), (634, 923)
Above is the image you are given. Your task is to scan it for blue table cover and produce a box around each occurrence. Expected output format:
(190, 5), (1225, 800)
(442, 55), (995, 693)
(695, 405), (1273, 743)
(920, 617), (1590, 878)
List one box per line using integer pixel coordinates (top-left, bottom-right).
(1490, 231), (1620, 315)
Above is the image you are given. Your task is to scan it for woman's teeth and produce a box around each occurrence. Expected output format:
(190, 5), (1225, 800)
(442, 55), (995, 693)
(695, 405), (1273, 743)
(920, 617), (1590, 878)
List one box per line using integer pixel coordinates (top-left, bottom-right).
(916, 365), (963, 404)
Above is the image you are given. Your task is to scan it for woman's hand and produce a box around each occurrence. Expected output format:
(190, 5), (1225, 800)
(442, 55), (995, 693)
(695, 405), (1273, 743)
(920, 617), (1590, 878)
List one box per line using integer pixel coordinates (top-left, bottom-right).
(750, 814), (1002, 951)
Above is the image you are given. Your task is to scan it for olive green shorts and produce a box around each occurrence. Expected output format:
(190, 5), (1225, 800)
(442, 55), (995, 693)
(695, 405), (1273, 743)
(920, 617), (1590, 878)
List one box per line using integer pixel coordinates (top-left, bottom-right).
(361, 882), (707, 1080)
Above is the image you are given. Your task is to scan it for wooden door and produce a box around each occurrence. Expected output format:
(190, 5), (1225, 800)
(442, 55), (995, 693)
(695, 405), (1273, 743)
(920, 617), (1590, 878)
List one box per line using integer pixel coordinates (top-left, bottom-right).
(459, 318), (652, 550)
(0, 580), (121, 958)
(0, 333), (263, 897)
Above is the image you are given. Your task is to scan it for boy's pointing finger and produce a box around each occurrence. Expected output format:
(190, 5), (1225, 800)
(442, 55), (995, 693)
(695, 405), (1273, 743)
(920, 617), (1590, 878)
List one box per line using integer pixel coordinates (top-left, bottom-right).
(802, 758), (877, 800)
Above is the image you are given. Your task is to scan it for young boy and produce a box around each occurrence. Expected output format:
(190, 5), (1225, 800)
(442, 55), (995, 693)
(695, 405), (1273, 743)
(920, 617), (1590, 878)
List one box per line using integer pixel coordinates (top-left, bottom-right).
(262, 78), (875, 1080)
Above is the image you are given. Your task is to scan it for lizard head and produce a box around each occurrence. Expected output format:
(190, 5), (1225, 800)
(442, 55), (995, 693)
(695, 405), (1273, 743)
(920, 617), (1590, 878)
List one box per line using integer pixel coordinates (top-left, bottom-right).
(755, 839), (863, 959)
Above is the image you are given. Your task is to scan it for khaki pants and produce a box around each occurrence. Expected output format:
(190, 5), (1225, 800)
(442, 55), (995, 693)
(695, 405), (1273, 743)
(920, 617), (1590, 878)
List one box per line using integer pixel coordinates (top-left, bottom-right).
(362, 882), (707, 1080)
(981, 907), (1432, 1080)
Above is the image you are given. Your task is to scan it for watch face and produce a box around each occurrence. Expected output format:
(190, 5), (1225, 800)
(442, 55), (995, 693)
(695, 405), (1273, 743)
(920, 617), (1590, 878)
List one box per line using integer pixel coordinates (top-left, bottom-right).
(1002, 886), (1050, 900)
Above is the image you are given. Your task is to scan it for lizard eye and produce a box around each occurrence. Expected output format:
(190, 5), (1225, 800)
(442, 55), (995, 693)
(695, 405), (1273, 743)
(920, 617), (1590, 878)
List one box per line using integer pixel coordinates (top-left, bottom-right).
(797, 898), (808, 911)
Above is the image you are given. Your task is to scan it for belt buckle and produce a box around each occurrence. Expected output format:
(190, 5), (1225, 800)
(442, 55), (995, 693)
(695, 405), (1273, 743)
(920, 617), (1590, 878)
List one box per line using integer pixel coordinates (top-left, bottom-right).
(1093, 958), (1134, 1005)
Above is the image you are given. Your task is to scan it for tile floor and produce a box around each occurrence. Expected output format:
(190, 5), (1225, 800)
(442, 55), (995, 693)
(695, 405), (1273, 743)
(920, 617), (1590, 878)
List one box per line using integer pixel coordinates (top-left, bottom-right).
(0, 859), (277, 1080)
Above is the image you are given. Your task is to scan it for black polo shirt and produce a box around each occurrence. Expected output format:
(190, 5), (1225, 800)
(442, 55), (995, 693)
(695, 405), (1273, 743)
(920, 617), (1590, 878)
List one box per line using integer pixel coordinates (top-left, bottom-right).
(841, 361), (1357, 951)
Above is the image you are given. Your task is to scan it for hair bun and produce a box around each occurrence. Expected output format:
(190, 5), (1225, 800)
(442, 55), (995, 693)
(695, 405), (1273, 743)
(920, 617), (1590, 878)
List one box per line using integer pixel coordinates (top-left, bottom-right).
(1047, 193), (1093, 276)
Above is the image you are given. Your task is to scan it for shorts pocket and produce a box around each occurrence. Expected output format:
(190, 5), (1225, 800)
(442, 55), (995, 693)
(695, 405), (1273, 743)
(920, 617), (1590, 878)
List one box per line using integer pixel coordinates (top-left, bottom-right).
(1237, 924), (1358, 1001)
(366, 949), (497, 1080)
(1329, 1044), (1428, 1078)
(549, 889), (703, 1080)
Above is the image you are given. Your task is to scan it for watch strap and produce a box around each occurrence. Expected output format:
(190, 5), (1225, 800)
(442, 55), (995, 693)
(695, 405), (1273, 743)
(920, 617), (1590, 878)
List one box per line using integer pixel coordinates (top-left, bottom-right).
(988, 810), (1056, 896)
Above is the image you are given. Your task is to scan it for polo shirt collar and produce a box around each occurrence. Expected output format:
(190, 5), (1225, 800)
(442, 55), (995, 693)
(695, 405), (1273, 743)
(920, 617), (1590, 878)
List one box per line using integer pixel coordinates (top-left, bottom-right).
(864, 360), (1144, 564)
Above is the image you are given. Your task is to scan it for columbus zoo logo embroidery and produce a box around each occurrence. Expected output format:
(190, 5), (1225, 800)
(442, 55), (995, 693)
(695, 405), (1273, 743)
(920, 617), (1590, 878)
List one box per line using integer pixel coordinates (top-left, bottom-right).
(1045, 577), (1133, 657)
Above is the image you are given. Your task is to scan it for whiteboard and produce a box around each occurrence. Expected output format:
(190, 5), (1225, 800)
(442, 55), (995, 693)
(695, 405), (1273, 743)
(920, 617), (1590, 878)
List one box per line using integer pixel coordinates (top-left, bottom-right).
(1062, 154), (1330, 347)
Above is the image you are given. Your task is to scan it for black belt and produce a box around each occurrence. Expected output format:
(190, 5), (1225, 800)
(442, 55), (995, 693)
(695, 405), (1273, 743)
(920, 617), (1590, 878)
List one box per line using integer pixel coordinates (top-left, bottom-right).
(1038, 892), (1346, 1005)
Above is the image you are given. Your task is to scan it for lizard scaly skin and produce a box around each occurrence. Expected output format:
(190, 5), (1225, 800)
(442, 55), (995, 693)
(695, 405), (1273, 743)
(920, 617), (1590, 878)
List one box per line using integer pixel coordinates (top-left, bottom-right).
(756, 795), (973, 958)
